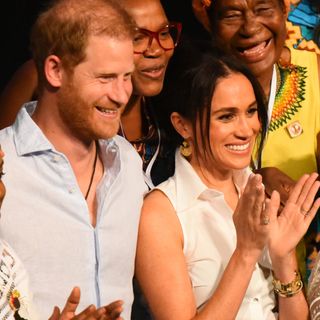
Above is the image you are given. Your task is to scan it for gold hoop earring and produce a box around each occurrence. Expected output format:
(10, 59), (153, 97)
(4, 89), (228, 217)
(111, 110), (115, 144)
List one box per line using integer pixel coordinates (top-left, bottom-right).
(180, 140), (192, 157)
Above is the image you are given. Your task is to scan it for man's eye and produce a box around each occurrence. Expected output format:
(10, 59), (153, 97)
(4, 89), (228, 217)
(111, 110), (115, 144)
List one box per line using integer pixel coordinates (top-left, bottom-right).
(100, 75), (116, 83)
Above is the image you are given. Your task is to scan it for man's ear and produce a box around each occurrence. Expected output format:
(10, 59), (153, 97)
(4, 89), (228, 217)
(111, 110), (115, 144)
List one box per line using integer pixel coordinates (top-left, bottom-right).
(44, 55), (64, 88)
(170, 112), (192, 140)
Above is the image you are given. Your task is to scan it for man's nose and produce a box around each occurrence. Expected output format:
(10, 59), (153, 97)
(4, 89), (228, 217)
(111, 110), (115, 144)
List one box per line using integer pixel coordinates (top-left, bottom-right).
(108, 79), (132, 106)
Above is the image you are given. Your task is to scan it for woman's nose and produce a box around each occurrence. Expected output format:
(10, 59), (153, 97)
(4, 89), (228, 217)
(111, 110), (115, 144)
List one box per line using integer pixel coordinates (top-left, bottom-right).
(239, 12), (262, 38)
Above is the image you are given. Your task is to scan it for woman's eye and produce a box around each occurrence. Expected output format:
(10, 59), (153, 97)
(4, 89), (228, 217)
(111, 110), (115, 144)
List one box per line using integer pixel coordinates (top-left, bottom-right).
(218, 113), (234, 121)
(133, 33), (148, 43)
(222, 10), (242, 20)
(159, 29), (170, 39)
(255, 5), (273, 14)
(248, 107), (258, 114)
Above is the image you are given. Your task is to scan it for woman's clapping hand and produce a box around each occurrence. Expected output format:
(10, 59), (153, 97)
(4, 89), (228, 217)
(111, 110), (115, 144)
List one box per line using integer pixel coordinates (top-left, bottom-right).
(267, 173), (320, 261)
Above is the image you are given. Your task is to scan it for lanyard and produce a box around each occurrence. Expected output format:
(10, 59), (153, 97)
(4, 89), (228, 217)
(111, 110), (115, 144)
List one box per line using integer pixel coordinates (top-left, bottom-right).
(144, 128), (161, 189)
(254, 64), (277, 169)
(267, 64), (277, 126)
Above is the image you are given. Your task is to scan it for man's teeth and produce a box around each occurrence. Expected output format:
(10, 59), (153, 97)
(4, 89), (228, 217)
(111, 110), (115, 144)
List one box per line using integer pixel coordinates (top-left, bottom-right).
(96, 107), (117, 114)
(227, 143), (249, 151)
(242, 41), (266, 55)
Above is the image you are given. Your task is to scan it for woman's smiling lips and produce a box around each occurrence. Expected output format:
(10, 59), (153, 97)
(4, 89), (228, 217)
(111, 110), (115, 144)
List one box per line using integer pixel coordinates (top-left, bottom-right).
(139, 64), (166, 80)
(225, 142), (251, 152)
(236, 38), (272, 62)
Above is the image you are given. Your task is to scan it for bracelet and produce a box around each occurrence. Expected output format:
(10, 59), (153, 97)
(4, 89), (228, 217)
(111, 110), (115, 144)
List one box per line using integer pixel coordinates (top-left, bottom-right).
(272, 271), (303, 298)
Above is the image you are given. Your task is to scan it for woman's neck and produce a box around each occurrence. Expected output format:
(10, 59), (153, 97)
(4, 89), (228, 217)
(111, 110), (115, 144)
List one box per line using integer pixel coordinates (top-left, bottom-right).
(256, 68), (274, 98)
(120, 94), (143, 141)
(191, 157), (233, 189)
(190, 156), (239, 210)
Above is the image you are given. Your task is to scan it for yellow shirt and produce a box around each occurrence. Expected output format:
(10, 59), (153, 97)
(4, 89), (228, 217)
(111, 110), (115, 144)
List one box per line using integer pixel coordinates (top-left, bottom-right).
(261, 49), (320, 180)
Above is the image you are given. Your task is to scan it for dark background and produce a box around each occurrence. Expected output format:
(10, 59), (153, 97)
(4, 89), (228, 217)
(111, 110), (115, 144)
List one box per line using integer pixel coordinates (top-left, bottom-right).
(0, 0), (52, 92)
(0, 0), (209, 93)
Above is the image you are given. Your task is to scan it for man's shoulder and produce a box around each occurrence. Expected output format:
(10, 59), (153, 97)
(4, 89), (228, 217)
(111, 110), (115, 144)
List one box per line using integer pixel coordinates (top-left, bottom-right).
(0, 103), (32, 148)
(0, 124), (13, 137)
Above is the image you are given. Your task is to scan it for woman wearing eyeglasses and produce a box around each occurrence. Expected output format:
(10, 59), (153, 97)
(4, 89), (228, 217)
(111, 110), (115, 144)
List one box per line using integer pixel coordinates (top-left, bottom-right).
(117, 2), (181, 318)
(118, 0), (181, 188)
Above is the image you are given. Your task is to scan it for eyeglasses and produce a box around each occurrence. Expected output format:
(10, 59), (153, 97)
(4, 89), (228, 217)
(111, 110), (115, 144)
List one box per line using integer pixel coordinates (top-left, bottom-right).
(133, 22), (182, 54)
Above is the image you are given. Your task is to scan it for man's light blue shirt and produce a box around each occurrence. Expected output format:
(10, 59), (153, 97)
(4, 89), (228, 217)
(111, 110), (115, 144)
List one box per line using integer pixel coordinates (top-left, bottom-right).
(0, 102), (147, 319)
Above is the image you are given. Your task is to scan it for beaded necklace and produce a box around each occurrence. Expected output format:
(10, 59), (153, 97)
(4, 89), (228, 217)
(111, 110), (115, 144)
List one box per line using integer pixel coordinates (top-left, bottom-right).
(119, 98), (160, 188)
(268, 63), (307, 132)
(119, 99), (159, 171)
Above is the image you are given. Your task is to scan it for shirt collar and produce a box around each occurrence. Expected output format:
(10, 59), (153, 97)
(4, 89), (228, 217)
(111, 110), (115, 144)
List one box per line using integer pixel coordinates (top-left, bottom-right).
(99, 137), (121, 175)
(173, 150), (251, 211)
(13, 102), (54, 155)
(13, 102), (122, 164)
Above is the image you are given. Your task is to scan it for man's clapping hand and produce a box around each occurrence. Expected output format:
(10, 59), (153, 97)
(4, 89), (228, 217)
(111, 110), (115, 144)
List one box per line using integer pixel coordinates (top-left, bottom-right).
(48, 287), (123, 320)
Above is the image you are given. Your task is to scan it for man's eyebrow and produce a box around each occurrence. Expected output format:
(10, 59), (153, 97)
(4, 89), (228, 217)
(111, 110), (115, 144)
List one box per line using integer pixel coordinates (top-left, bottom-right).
(97, 72), (117, 77)
(98, 68), (135, 77)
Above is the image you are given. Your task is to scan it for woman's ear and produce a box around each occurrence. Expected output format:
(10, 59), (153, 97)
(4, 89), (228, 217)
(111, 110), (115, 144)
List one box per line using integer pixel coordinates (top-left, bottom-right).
(284, 0), (290, 16)
(192, 0), (212, 32)
(170, 112), (193, 140)
(44, 55), (64, 88)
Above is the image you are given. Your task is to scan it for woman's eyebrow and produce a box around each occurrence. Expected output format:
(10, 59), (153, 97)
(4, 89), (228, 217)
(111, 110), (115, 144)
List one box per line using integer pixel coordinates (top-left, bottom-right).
(211, 100), (257, 115)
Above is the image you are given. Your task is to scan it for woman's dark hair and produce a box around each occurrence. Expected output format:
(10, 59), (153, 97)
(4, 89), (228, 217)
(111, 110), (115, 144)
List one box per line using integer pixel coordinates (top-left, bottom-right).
(155, 39), (268, 168)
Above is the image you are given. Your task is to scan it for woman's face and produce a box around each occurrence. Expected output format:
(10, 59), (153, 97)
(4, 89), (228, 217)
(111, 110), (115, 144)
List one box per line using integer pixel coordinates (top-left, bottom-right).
(192, 72), (260, 173)
(123, 0), (174, 97)
(0, 149), (5, 208)
(209, 0), (287, 78)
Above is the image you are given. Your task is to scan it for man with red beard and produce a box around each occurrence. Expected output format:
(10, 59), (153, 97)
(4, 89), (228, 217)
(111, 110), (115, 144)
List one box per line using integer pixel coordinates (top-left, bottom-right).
(0, 0), (147, 319)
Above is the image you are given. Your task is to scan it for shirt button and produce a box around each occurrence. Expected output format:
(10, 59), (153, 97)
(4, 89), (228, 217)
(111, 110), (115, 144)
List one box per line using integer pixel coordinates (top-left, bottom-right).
(107, 141), (117, 153)
(108, 144), (117, 153)
(253, 298), (259, 302)
(52, 155), (60, 163)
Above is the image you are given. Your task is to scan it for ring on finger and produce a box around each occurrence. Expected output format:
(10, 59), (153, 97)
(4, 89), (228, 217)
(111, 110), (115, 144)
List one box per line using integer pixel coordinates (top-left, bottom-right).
(262, 215), (270, 225)
(300, 208), (309, 216)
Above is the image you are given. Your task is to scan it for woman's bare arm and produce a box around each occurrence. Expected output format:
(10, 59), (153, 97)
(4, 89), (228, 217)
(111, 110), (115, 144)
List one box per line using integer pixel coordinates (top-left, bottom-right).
(0, 59), (38, 129)
(135, 174), (270, 320)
